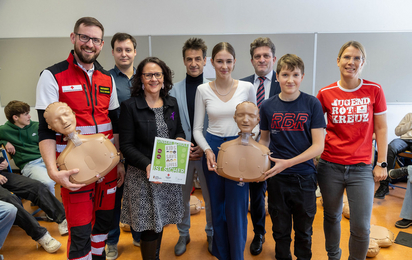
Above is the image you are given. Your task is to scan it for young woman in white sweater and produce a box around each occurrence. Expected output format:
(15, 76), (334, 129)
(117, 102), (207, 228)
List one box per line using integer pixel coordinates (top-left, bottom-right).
(193, 42), (256, 260)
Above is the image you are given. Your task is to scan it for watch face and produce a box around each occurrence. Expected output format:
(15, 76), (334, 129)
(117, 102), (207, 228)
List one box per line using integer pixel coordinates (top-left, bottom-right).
(380, 162), (387, 168)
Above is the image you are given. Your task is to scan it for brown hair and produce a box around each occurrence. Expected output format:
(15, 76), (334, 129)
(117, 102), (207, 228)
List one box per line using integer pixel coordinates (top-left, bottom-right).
(182, 38), (207, 58)
(74, 17), (104, 37)
(111, 33), (137, 49)
(131, 57), (173, 98)
(4, 100), (30, 123)
(249, 37), (276, 59)
(211, 42), (236, 60)
(276, 54), (305, 75)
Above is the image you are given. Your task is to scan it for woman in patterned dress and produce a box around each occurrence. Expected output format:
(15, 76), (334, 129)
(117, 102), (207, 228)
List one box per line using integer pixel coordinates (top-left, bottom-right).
(119, 57), (187, 260)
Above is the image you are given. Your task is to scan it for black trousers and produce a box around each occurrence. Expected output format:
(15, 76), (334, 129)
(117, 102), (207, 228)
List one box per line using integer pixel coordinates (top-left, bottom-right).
(0, 171), (65, 241)
(267, 173), (317, 260)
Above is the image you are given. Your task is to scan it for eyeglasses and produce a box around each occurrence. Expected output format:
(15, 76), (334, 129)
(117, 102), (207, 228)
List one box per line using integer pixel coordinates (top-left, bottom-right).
(75, 33), (103, 46)
(142, 72), (163, 80)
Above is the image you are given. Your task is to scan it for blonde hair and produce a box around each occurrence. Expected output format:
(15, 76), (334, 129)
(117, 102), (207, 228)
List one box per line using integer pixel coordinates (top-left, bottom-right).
(338, 41), (366, 60)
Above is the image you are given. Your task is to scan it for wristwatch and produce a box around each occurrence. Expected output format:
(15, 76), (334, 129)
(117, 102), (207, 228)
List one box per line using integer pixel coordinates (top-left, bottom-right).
(376, 161), (388, 168)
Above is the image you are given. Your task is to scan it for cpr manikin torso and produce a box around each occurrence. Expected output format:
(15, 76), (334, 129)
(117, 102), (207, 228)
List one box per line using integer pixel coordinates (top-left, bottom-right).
(44, 102), (120, 185)
(217, 102), (270, 182)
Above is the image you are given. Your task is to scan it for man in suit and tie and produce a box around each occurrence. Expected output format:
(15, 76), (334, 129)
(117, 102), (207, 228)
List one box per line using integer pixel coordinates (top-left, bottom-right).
(241, 37), (281, 256)
(169, 37), (213, 256)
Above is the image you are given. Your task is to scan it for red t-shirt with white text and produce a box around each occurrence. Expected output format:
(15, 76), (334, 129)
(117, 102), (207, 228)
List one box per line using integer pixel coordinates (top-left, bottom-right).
(317, 79), (387, 165)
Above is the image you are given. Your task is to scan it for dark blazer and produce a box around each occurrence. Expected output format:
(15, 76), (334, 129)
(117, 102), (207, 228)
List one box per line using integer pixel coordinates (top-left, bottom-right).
(241, 71), (281, 98)
(119, 95), (185, 171)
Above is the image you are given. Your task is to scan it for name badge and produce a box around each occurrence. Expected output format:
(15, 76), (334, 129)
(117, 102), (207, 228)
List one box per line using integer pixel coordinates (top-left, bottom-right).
(99, 86), (111, 95)
(107, 187), (117, 195)
(62, 85), (83, 92)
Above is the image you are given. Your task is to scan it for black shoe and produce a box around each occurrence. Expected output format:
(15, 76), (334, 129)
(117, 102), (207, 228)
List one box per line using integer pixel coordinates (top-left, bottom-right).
(174, 235), (190, 256)
(374, 184), (389, 199)
(395, 219), (412, 229)
(389, 167), (409, 179)
(250, 234), (265, 255)
(207, 235), (213, 255)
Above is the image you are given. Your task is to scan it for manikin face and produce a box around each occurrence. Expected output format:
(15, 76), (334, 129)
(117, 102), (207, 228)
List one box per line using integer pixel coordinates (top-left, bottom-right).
(46, 103), (77, 135)
(234, 102), (259, 133)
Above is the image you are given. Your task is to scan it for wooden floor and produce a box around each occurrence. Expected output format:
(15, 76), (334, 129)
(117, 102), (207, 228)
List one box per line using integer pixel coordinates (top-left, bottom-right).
(1, 182), (411, 260)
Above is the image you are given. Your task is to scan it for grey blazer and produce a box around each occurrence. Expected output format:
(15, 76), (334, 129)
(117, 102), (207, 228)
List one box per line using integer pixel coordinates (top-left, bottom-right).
(169, 77), (209, 142)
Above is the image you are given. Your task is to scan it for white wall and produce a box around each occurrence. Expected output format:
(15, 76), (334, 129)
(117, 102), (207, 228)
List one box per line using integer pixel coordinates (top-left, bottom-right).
(386, 104), (412, 143)
(1, 0), (412, 38)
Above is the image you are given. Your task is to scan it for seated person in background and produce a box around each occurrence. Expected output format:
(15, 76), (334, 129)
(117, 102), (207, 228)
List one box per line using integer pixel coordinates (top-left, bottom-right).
(388, 165), (412, 228)
(0, 100), (56, 195)
(0, 157), (68, 253)
(375, 113), (412, 199)
(0, 200), (17, 260)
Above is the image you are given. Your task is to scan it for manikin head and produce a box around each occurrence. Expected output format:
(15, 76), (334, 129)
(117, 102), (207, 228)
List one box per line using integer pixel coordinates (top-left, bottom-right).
(234, 101), (259, 134)
(44, 102), (77, 136)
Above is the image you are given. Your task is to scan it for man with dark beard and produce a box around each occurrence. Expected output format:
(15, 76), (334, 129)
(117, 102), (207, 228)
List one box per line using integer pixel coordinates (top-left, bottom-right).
(35, 17), (121, 260)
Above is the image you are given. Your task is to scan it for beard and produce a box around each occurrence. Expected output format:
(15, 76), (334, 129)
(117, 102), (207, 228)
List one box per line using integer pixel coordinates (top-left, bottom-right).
(74, 44), (100, 65)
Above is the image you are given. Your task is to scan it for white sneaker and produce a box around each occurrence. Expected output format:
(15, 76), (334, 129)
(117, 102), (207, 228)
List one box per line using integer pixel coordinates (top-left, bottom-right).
(316, 186), (322, 198)
(37, 232), (61, 253)
(106, 244), (118, 260)
(133, 239), (140, 247)
(58, 219), (68, 236)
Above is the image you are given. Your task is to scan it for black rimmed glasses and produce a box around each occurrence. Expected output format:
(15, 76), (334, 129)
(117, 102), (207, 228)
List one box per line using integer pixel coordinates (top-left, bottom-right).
(142, 72), (164, 80)
(75, 33), (103, 46)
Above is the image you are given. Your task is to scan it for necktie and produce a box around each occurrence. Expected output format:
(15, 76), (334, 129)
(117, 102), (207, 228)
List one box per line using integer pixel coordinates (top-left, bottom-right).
(256, 77), (266, 108)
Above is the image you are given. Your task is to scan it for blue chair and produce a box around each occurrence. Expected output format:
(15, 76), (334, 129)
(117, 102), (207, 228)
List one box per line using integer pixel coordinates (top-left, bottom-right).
(1, 147), (13, 173)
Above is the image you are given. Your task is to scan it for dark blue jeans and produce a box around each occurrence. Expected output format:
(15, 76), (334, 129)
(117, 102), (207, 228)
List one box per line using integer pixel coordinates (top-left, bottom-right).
(388, 138), (412, 170)
(203, 132), (249, 260)
(267, 173), (317, 260)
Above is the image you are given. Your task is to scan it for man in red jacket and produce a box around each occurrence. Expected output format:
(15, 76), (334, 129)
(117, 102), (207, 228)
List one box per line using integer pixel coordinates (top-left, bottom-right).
(35, 17), (123, 260)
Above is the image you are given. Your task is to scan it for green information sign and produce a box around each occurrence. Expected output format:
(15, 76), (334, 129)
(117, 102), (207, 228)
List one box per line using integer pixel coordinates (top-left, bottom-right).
(149, 137), (190, 184)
